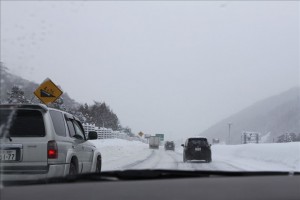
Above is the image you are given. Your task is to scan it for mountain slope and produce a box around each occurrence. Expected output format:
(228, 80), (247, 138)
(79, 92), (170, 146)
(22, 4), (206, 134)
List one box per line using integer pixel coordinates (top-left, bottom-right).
(201, 87), (300, 144)
(0, 65), (79, 109)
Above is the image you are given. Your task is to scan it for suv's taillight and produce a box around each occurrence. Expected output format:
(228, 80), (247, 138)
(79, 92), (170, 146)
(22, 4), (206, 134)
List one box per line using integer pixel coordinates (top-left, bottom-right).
(47, 140), (58, 159)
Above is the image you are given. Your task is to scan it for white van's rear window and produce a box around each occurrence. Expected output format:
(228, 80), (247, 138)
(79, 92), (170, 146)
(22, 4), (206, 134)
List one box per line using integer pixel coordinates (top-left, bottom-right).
(0, 109), (45, 137)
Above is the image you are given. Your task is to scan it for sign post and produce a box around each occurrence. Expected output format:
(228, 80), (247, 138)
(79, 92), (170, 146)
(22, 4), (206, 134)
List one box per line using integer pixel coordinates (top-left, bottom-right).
(34, 78), (63, 105)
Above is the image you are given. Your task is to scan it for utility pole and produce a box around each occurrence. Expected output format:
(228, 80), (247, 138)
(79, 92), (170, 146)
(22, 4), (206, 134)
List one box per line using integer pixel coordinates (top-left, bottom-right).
(228, 123), (232, 145)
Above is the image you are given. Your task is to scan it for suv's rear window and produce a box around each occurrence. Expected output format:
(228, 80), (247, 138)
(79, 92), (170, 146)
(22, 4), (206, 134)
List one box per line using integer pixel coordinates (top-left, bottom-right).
(188, 138), (208, 146)
(0, 109), (45, 137)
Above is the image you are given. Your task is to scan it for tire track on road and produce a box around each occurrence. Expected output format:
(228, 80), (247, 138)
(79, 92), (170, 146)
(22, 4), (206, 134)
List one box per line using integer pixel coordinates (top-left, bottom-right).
(121, 149), (156, 169)
(136, 149), (175, 169)
(174, 150), (243, 171)
(117, 147), (245, 171)
(128, 149), (180, 170)
(165, 151), (181, 169)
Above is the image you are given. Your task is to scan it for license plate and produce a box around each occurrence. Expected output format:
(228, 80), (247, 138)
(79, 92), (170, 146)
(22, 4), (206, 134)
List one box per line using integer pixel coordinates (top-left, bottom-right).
(195, 147), (201, 151)
(0, 150), (17, 161)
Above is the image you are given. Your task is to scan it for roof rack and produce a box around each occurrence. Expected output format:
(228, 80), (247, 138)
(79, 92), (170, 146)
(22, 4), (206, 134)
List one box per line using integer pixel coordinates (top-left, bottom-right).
(0, 104), (48, 112)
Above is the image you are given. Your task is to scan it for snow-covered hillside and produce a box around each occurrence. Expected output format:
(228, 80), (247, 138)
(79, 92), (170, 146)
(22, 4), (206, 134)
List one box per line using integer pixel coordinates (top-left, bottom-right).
(90, 139), (300, 172)
(212, 143), (300, 171)
(201, 87), (300, 144)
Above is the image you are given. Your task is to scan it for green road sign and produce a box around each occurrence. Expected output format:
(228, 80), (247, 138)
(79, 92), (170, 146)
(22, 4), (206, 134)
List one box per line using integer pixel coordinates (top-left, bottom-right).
(155, 134), (164, 141)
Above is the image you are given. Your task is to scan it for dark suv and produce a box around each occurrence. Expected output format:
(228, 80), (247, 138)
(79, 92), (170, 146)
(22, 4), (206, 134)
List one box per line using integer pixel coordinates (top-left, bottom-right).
(164, 141), (175, 151)
(181, 137), (212, 163)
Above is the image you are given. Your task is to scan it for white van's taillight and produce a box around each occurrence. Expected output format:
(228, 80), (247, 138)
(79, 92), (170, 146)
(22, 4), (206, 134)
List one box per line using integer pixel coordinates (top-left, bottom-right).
(47, 140), (58, 159)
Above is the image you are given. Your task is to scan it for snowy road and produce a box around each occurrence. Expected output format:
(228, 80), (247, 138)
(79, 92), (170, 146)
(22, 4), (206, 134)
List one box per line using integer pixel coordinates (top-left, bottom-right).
(115, 148), (244, 171)
(90, 139), (300, 172)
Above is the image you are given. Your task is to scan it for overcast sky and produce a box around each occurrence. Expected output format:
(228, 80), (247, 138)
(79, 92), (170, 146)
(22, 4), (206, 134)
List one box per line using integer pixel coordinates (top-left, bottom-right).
(1, 1), (299, 140)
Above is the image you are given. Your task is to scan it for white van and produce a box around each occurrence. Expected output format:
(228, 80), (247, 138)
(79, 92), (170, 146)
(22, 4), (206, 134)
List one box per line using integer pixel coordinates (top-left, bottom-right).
(0, 104), (102, 181)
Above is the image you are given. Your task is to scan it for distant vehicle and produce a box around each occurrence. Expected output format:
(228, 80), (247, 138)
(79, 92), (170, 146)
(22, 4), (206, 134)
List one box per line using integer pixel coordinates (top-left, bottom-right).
(212, 138), (220, 144)
(0, 104), (102, 181)
(181, 137), (212, 163)
(164, 141), (175, 151)
(149, 136), (160, 149)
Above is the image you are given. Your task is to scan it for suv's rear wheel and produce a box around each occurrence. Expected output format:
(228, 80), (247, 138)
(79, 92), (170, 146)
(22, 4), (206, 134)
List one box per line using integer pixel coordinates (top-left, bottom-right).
(96, 156), (102, 173)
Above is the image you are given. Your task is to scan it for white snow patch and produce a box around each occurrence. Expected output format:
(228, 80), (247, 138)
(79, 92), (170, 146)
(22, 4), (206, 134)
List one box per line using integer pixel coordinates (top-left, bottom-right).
(212, 142), (300, 171)
(90, 139), (151, 171)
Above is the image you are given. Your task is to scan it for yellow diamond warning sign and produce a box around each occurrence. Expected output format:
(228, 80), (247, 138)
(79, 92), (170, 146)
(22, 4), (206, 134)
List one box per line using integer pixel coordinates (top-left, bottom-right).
(34, 78), (63, 105)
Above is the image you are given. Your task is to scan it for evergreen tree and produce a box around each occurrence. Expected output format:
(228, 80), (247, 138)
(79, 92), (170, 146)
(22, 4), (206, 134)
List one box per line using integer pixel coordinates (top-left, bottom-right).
(276, 132), (299, 143)
(78, 103), (93, 123)
(123, 126), (134, 136)
(6, 85), (29, 104)
(48, 97), (66, 111)
(77, 101), (120, 130)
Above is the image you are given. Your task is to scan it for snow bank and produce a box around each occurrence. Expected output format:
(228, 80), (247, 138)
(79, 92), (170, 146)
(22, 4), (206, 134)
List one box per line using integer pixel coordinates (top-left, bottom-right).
(90, 139), (151, 171)
(212, 142), (300, 171)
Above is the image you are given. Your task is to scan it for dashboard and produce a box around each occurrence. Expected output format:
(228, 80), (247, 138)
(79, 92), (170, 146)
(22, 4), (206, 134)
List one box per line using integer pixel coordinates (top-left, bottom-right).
(1, 175), (300, 200)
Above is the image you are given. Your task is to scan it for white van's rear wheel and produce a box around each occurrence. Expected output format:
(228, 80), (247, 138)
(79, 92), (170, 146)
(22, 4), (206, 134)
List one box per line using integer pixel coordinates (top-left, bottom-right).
(69, 162), (77, 176)
(96, 156), (102, 173)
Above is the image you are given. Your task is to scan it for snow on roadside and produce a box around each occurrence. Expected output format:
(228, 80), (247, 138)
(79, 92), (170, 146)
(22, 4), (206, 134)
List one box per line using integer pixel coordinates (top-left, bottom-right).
(90, 139), (151, 171)
(212, 142), (300, 171)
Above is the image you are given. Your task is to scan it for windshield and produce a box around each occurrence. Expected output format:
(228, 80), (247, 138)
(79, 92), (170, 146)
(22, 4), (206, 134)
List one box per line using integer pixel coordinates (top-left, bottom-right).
(0, 1), (299, 185)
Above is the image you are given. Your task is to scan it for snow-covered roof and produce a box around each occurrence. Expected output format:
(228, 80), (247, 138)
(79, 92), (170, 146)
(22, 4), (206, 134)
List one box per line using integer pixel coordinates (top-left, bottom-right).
(188, 136), (207, 139)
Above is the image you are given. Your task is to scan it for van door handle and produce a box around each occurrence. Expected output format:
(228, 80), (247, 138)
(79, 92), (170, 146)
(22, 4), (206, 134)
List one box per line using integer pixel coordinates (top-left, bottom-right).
(72, 145), (75, 149)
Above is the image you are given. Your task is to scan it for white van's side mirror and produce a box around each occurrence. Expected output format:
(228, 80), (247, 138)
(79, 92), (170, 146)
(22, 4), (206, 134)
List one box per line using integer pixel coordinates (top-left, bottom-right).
(88, 131), (98, 140)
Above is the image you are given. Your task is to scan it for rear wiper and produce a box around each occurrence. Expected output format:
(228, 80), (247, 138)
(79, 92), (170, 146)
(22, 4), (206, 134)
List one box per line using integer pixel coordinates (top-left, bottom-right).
(0, 133), (13, 141)
(5, 135), (12, 142)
